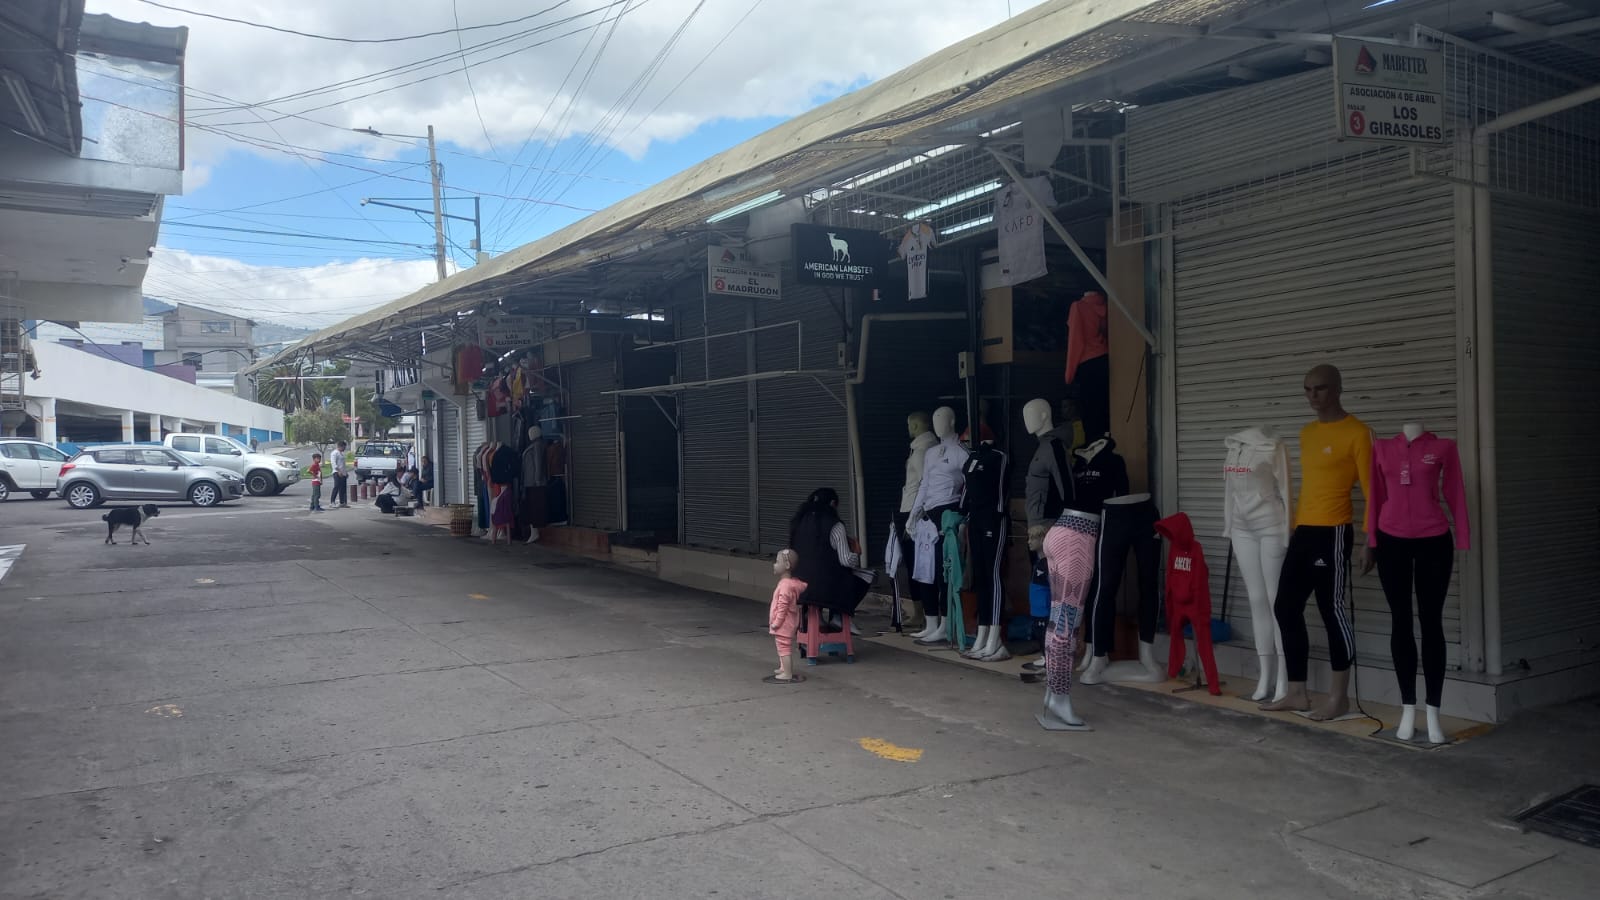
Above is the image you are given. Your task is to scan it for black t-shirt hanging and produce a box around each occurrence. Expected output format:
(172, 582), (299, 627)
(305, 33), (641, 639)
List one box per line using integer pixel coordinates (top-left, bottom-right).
(960, 444), (1009, 518)
(1072, 439), (1130, 513)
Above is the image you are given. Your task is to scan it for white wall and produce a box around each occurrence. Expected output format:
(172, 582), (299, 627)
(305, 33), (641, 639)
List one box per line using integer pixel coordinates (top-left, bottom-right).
(28, 341), (284, 433)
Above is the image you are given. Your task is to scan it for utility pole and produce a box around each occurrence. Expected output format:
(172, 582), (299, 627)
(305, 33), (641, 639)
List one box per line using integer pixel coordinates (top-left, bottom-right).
(427, 125), (447, 282)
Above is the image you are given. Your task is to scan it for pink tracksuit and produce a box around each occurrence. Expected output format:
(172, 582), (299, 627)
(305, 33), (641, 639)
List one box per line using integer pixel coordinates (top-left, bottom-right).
(1367, 433), (1471, 548)
(769, 577), (806, 657)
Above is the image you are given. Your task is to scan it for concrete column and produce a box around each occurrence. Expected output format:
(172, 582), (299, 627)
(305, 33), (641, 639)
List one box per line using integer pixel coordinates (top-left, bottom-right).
(149, 414), (164, 440)
(214, 422), (226, 435)
(38, 397), (57, 445)
(120, 410), (135, 443)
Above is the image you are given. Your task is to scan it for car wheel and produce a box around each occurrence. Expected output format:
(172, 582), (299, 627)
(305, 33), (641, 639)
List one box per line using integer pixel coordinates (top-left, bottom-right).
(0, 479), (9, 501)
(246, 470), (278, 496)
(272, 484), (290, 495)
(189, 482), (221, 507)
(30, 490), (52, 500)
(64, 482), (101, 509)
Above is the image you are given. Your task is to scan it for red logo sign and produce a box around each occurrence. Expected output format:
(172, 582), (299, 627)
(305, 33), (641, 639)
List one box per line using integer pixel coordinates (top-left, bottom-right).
(713, 277), (726, 292)
(1348, 110), (1366, 135)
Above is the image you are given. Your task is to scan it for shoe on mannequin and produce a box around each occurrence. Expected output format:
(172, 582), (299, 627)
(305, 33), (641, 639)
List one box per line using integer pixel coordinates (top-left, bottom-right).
(1306, 669), (1352, 721)
(1036, 690), (1091, 731)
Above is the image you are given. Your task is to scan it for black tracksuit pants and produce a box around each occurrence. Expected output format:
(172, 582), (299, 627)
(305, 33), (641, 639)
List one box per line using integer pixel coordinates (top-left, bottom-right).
(1275, 524), (1356, 681)
(1090, 498), (1160, 654)
(969, 510), (1008, 627)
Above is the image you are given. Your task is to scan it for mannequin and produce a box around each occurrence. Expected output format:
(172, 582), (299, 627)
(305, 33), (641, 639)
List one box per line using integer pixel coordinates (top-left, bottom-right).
(1263, 364), (1372, 720)
(545, 435), (568, 525)
(765, 549), (806, 684)
(1077, 435), (1164, 686)
(896, 412), (938, 633)
(1022, 398), (1077, 671)
(908, 406), (969, 645)
(1038, 504), (1097, 731)
(1222, 425), (1294, 702)
(1066, 291), (1110, 440)
(487, 440), (519, 544)
(961, 429), (1010, 661)
(1367, 421), (1470, 744)
(522, 426), (549, 545)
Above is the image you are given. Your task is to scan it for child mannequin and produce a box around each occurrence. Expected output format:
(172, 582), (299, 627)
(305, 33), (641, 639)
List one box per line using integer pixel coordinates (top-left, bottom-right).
(765, 549), (807, 684)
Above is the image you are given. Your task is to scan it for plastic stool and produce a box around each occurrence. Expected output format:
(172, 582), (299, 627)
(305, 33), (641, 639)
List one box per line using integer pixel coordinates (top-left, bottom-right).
(799, 607), (854, 666)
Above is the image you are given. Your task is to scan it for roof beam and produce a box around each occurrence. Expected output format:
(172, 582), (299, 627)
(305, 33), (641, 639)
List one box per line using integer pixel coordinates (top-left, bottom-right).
(1483, 12), (1600, 48)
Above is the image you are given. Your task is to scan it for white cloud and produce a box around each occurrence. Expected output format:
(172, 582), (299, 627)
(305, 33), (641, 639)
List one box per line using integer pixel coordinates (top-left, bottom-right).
(91, 0), (1047, 167)
(142, 249), (437, 328)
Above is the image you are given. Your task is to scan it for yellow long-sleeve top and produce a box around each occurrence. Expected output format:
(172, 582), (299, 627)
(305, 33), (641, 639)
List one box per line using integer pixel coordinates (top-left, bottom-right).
(1295, 415), (1373, 528)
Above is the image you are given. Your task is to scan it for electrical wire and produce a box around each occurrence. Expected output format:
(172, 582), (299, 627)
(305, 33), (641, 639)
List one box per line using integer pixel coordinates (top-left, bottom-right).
(161, 221), (438, 248)
(131, 0), (586, 45)
(453, 0), (502, 162)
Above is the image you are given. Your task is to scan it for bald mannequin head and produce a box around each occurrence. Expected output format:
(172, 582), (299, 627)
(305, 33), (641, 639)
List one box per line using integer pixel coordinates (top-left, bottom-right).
(1303, 364), (1347, 422)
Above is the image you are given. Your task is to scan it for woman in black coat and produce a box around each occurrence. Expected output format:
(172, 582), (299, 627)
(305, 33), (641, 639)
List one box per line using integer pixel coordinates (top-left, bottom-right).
(787, 487), (869, 618)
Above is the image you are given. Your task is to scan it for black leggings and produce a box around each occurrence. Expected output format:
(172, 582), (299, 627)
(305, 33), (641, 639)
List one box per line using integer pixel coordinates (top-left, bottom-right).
(1374, 530), (1453, 706)
(969, 511), (1008, 626)
(1275, 524), (1355, 681)
(1090, 498), (1160, 655)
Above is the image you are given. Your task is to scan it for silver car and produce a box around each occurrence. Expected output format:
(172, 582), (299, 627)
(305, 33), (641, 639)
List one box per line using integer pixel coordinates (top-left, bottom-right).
(57, 445), (247, 509)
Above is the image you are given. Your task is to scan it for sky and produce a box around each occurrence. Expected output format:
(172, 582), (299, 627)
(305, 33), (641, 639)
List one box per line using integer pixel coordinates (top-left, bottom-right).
(83, 0), (1049, 330)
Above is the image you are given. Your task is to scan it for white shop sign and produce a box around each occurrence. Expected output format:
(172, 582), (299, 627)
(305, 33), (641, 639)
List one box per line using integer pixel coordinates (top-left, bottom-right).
(477, 314), (535, 351)
(706, 246), (780, 300)
(1334, 39), (1446, 145)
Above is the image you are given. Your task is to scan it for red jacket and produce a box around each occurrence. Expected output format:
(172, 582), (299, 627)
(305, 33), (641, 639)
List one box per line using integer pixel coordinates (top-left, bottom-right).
(1154, 512), (1210, 617)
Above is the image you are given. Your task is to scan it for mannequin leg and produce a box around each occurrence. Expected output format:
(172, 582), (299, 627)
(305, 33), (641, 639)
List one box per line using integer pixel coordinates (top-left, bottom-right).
(1262, 527), (1318, 711)
(1232, 533), (1276, 701)
(1307, 525), (1356, 721)
(1089, 516), (1126, 659)
(1374, 533), (1420, 707)
(1131, 512), (1164, 678)
(1425, 705), (1447, 744)
(1260, 538), (1289, 701)
(1040, 523), (1096, 729)
(1415, 533), (1454, 712)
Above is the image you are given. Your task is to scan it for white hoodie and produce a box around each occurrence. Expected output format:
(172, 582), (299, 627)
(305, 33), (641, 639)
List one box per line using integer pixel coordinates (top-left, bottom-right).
(1222, 426), (1293, 545)
(900, 430), (939, 513)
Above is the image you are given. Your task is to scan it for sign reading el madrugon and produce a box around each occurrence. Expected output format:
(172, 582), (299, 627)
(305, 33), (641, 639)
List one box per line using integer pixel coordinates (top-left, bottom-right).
(1335, 39), (1447, 145)
(791, 224), (890, 288)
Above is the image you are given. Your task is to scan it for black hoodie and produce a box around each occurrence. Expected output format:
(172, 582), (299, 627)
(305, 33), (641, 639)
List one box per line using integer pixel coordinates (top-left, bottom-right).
(1072, 437), (1129, 513)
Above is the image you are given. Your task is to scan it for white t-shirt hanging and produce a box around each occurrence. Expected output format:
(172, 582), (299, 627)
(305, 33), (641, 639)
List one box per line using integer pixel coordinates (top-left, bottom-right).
(995, 176), (1055, 286)
(898, 222), (937, 300)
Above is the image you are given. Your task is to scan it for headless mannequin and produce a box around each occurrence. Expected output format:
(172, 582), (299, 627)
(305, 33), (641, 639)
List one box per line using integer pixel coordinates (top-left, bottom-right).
(1222, 425), (1293, 702)
(909, 407), (968, 645)
(899, 412), (938, 634)
(523, 426), (547, 545)
(1079, 488), (1167, 686)
(1384, 422), (1449, 744)
(961, 431), (1010, 661)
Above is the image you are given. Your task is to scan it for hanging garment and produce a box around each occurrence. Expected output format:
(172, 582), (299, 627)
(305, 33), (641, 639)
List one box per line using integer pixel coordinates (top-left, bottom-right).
(1367, 433), (1470, 549)
(899, 222), (937, 301)
(1374, 530), (1454, 707)
(1071, 438), (1129, 513)
(940, 509), (969, 650)
(962, 444), (1009, 628)
(900, 431), (938, 513)
(1074, 355), (1111, 440)
(522, 439), (548, 487)
(909, 435), (969, 516)
(995, 176), (1055, 286)
(1043, 511), (1100, 696)
(911, 517), (940, 585)
(1274, 523), (1356, 681)
(1223, 426), (1294, 547)
(884, 520), (906, 630)
(486, 377), (511, 418)
(1296, 415), (1373, 527)
(959, 422), (996, 444)
(1065, 291), (1109, 384)
(1155, 513), (1220, 694)
(1089, 497), (1161, 656)
(456, 345), (484, 386)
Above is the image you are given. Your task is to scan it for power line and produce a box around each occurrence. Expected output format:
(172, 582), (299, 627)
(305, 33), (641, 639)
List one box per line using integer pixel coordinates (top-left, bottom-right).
(163, 221), (437, 248)
(453, 0), (502, 162)
(131, 0), (587, 45)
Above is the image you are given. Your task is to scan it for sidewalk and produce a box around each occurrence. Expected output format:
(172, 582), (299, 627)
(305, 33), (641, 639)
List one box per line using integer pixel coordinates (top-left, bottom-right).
(385, 515), (1600, 899)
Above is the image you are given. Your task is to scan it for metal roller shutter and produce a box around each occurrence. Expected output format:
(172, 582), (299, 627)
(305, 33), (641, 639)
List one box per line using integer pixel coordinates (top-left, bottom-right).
(679, 293), (752, 551)
(1492, 198), (1600, 660)
(754, 285), (851, 553)
(1169, 154), (1461, 672)
(566, 355), (620, 531)
(437, 399), (461, 505)
(465, 408), (486, 516)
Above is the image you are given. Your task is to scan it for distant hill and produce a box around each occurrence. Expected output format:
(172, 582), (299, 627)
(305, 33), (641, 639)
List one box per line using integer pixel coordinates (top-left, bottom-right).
(142, 296), (174, 315)
(254, 321), (315, 346)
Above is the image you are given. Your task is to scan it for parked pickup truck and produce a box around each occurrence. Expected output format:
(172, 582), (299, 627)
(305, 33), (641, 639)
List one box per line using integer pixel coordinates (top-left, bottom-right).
(165, 433), (302, 496)
(355, 440), (410, 482)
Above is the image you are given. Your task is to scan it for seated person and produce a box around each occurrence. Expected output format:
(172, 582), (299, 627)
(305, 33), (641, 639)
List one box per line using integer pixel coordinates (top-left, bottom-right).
(374, 474), (404, 514)
(787, 487), (871, 633)
(414, 456), (435, 506)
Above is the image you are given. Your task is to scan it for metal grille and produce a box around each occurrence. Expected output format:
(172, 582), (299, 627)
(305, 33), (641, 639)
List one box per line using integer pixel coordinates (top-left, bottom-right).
(1118, 68), (1424, 244)
(565, 354), (620, 532)
(678, 291), (754, 551)
(1416, 26), (1600, 209)
(436, 399), (462, 506)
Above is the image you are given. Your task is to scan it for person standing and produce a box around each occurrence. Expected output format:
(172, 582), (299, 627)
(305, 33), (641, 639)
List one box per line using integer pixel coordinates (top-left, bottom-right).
(308, 452), (325, 512)
(331, 440), (350, 508)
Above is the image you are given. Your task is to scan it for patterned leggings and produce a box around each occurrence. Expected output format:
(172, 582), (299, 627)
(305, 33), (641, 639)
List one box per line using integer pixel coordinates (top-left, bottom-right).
(1043, 520), (1100, 695)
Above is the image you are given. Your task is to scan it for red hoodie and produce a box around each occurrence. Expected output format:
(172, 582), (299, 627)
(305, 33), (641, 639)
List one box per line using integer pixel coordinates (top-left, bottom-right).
(1154, 512), (1220, 694)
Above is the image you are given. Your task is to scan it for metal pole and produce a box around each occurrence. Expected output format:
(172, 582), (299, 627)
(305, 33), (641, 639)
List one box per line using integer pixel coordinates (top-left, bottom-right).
(473, 196), (482, 264)
(428, 125), (448, 282)
(963, 248), (981, 451)
(351, 384), (357, 440)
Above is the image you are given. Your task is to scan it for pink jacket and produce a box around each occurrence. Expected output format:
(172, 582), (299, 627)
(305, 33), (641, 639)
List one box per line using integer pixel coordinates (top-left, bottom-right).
(1367, 433), (1470, 549)
(769, 577), (806, 635)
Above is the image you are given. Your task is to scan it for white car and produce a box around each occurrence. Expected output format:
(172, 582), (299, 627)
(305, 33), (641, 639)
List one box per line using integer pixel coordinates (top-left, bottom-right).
(164, 433), (302, 496)
(0, 438), (71, 501)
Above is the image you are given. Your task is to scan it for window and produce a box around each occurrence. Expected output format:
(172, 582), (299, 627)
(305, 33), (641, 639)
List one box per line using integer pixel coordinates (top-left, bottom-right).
(201, 321), (233, 334)
(0, 444), (28, 459)
(30, 445), (66, 462)
(136, 449), (176, 466)
(94, 449), (132, 465)
(170, 436), (201, 452)
(182, 352), (203, 371)
(205, 438), (234, 454)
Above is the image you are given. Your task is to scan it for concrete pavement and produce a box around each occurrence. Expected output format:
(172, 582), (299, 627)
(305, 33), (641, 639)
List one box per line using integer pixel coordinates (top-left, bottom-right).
(0, 492), (1595, 898)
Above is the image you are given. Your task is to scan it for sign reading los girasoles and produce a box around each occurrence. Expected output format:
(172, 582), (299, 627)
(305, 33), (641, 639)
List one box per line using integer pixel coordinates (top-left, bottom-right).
(1334, 39), (1446, 145)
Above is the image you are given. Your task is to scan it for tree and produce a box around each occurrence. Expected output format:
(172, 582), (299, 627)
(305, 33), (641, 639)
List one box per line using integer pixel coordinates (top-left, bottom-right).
(287, 405), (349, 457)
(256, 360), (348, 414)
(355, 395), (397, 439)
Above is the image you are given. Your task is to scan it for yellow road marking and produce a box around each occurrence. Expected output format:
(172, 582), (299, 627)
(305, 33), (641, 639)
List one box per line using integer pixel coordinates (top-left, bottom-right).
(858, 738), (922, 762)
(468, 593), (491, 600)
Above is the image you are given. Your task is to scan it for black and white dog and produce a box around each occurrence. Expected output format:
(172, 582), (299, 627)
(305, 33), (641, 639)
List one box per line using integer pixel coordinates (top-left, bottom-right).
(103, 504), (160, 545)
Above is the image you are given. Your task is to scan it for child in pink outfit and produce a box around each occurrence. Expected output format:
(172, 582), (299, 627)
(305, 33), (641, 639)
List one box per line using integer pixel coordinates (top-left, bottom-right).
(767, 549), (806, 683)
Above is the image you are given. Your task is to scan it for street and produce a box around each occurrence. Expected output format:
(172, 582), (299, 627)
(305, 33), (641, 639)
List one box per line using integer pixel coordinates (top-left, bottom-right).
(0, 494), (1595, 899)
